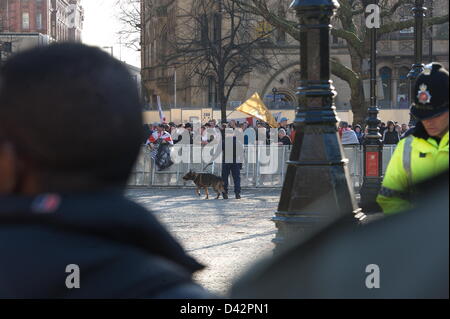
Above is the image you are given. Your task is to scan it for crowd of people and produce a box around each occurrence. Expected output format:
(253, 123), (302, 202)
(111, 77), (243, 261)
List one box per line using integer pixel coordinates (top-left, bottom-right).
(143, 117), (295, 149)
(143, 117), (413, 151)
(339, 120), (413, 146)
(142, 117), (413, 173)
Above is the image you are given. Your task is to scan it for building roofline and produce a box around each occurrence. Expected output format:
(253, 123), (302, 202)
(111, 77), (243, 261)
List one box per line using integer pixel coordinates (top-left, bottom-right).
(122, 62), (141, 72)
(0, 32), (49, 37)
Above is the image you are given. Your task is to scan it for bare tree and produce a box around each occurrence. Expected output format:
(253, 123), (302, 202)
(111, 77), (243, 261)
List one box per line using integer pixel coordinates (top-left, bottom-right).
(117, 0), (277, 120)
(164, 0), (277, 121)
(115, 0), (149, 51)
(237, 0), (449, 125)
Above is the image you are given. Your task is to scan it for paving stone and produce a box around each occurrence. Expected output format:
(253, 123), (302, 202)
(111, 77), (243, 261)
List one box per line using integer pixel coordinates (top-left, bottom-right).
(126, 188), (280, 296)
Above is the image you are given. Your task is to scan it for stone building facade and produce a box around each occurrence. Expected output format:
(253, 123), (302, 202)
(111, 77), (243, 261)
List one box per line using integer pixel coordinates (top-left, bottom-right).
(140, 0), (449, 113)
(0, 0), (84, 42)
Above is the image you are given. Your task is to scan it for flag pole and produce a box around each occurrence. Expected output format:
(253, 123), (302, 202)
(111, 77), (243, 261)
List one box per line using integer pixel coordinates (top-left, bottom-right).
(157, 95), (166, 123)
(174, 69), (177, 109)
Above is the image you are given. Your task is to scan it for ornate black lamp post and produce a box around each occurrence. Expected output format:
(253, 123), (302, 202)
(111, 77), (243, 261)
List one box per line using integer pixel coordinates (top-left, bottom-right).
(428, 1), (433, 63)
(273, 0), (362, 249)
(407, 0), (426, 125)
(360, 0), (383, 213)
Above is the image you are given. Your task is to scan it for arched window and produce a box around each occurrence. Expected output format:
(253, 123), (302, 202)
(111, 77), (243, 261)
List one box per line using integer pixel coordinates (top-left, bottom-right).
(277, 90), (296, 109)
(397, 67), (410, 108)
(379, 67), (392, 108)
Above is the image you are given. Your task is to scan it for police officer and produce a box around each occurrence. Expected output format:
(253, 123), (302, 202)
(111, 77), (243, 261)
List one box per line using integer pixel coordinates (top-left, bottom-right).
(221, 121), (244, 199)
(377, 63), (449, 214)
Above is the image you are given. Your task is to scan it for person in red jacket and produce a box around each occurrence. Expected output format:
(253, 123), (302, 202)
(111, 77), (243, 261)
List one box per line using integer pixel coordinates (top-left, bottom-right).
(289, 124), (297, 144)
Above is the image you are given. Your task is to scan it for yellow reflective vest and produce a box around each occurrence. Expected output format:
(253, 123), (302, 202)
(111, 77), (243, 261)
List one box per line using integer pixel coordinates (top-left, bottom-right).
(377, 131), (449, 214)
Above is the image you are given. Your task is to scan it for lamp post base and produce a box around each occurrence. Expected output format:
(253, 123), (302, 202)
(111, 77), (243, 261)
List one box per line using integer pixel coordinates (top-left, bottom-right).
(360, 178), (383, 213)
(272, 213), (327, 253)
(360, 141), (383, 213)
(273, 207), (365, 254)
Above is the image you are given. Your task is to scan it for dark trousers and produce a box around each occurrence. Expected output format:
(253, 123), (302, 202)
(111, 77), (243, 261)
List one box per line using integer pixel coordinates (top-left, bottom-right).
(222, 163), (241, 195)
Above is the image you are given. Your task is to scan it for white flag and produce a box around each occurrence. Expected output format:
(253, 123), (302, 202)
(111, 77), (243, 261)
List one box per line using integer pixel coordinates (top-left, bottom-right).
(156, 96), (166, 123)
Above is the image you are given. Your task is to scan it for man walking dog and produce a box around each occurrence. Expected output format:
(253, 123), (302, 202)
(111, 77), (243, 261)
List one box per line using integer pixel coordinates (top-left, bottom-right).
(221, 121), (244, 199)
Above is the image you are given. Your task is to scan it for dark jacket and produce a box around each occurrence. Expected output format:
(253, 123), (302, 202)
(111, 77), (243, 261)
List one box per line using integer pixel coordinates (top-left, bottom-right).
(221, 129), (244, 165)
(383, 130), (400, 145)
(155, 143), (174, 171)
(279, 136), (292, 146)
(355, 131), (364, 145)
(0, 192), (212, 298)
(231, 172), (449, 299)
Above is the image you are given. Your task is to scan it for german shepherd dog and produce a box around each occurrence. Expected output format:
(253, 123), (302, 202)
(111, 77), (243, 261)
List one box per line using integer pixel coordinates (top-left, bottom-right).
(182, 170), (225, 199)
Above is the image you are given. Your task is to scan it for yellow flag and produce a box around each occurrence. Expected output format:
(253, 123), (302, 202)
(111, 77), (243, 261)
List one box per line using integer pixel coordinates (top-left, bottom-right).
(236, 93), (278, 128)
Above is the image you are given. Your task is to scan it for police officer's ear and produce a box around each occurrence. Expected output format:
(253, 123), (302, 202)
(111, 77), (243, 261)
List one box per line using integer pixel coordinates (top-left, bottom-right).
(0, 142), (18, 194)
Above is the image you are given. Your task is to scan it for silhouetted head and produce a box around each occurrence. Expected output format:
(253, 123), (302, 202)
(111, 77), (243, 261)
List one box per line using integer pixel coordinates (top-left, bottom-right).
(0, 43), (143, 194)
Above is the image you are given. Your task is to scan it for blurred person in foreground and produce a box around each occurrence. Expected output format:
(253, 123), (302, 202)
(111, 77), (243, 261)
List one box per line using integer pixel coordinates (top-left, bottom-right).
(0, 44), (212, 298)
(231, 170), (448, 298)
(377, 63), (449, 214)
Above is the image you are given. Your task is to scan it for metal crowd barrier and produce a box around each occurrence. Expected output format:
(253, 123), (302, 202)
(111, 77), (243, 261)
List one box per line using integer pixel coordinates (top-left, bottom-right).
(128, 144), (398, 191)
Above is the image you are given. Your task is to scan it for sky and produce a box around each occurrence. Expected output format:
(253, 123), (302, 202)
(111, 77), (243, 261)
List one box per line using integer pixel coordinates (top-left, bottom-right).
(81, 0), (141, 67)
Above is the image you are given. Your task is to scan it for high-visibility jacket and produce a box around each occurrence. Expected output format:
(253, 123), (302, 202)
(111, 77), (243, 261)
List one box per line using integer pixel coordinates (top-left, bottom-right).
(377, 130), (449, 214)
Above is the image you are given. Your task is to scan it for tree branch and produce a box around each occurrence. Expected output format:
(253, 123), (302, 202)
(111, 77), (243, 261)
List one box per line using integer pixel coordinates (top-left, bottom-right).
(379, 14), (449, 36)
(331, 58), (360, 88)
(331, 28), (365, 57)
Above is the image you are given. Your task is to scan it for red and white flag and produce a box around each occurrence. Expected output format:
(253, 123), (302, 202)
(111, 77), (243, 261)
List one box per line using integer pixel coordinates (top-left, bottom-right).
(246, 117), (256, 127)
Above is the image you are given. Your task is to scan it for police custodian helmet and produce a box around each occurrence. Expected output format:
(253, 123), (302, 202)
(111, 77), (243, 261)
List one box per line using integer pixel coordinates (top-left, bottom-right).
(411, 63), (449, 121)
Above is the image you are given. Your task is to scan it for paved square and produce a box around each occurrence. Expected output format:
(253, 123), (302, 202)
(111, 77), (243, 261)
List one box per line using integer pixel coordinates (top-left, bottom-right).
(126, 188), (280, 296)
